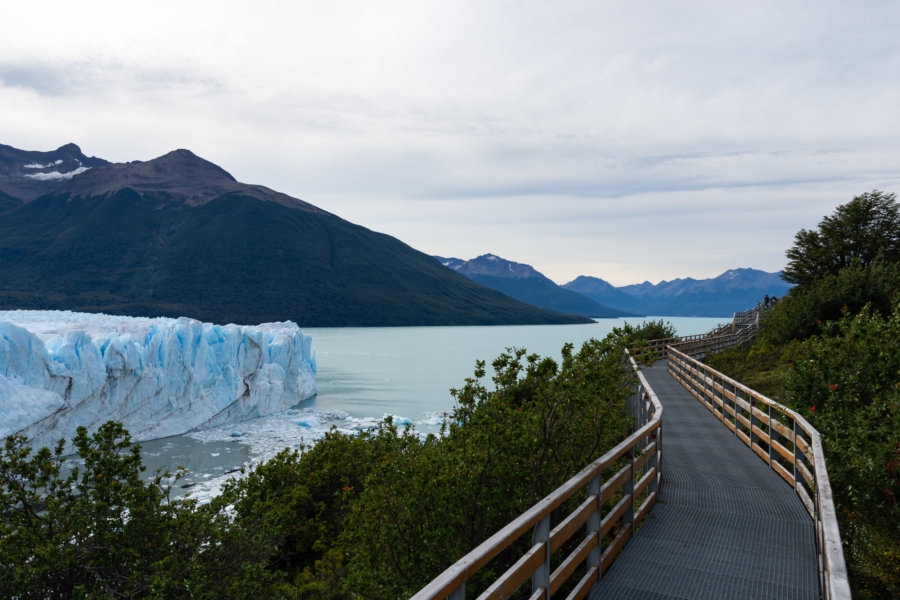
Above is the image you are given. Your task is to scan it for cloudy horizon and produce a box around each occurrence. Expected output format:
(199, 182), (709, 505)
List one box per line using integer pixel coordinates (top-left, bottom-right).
(2, 1), (898, 286)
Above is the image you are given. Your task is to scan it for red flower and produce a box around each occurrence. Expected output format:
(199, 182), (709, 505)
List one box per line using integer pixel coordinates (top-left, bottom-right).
(341, 485), (351, 492)
(829, 384), (837, 391)
(809, 405), (816, 412)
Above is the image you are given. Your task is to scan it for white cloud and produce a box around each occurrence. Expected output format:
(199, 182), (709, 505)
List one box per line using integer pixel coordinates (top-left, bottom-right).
(1, 1), (899, 284)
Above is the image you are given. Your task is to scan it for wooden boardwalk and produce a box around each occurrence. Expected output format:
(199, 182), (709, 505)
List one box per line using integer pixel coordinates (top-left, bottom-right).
(590, 363), (819, 600)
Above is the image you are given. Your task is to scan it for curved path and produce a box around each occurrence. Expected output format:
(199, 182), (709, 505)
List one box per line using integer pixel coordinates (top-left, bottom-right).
(591, 363), (819, 600)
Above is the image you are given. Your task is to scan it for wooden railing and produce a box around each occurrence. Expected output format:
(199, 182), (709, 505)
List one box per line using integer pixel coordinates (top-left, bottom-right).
(410, 350), (662, 600)
(666, 345), (852, 600)
(630, 308), (760, 363)
(733, 307), (760, 326)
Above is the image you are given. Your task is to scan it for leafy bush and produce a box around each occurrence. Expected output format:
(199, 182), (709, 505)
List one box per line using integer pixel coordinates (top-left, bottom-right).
(703, 336), (801, 400)
(338, 339), (632, 597)
(762, 261), (900, 344)
(0, 422), (277, 599)
(610, 318), (677, 344)
(784, 306), (900, 599)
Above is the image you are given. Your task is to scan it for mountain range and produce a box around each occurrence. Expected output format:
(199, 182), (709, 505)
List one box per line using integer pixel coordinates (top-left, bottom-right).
(0, 143), (588, 327)
(564, 269), (792, 317)
(434, 254), (637, 318)
(438, 254), (791, 318)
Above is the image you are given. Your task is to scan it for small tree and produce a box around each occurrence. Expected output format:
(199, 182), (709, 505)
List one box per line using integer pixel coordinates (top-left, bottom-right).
(783, 190), (900, 287)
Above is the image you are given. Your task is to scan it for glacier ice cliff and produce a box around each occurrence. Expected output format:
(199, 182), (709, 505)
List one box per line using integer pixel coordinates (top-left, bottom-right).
(0, 310), (316, 451)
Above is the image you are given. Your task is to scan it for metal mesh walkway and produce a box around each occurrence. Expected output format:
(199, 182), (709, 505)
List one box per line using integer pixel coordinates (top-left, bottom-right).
(591, 363), (819, 600)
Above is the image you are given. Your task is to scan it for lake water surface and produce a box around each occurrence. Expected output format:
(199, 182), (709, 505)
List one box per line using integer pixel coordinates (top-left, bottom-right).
(135, 316), (727, 500)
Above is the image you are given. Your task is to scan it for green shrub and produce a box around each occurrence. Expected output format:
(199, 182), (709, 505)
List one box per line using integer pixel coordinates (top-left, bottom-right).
(610, 318), (677, 345)
(0, 422), (276, 599)
(784, 306), (900, 599)
(763, 261), (900, 344)
(338, 339), (632, 597)
(704, 336), (801, 400)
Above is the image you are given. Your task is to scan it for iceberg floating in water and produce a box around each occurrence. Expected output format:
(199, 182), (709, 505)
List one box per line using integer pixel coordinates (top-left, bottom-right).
(0, 310), (316, 450)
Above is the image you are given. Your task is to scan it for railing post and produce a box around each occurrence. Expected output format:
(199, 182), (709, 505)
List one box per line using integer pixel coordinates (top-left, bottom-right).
(587, 473), (602, 579)
(733, 385), (739, 433)
(657, 424), (663, 478)
(704, 371), (713, 410)
(637, 388), (643, 427)
(767, 404), (774, 467)
(632, 384), (643, 430)
(532, 515), (551, 599)
(749, 396), (756, 448)
(792, 419), (799, 490)
(448, 584), (465, 600)
(625, 451), (635, 527)
(642, 392), (651, 448)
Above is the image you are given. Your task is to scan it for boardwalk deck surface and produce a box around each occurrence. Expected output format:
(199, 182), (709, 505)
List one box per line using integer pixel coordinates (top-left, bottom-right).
(591, 363), (819, 600)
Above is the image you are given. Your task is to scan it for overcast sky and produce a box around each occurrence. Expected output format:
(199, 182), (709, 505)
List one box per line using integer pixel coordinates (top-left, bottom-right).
(2, 1), (898, 285)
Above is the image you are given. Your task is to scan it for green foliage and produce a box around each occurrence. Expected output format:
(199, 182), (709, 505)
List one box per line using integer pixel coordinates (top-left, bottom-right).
(222, 338), (633, 598)
(611, 318), (678, 364)
(0, 422), (279, 599)
(609, 318), (677, 344)
(339, 339), (632, 597)
(783, 190), (900, 287)
(762, 261), (900, 344)
(217, 424), (418, 596)
(704, 336), (801, 400)
(783, 306), (900, 599)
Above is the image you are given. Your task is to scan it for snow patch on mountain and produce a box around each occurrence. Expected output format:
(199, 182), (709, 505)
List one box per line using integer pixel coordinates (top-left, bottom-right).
(0, 310), (316, 450)
(23, 160), (64, 169)
(23, 166), (92, 180)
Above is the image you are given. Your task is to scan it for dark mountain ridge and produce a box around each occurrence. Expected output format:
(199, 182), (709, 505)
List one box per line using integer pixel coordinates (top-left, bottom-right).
(61, 149), (323, 212)
(0, 144), (588, 327)
(435, 254), (638, 318)
(565, 268), (792, 317)
(0, 142), (109, 202)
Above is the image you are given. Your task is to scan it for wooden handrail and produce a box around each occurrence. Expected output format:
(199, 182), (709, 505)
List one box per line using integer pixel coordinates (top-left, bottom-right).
(411, 351), (663, 600)
(666, 346), (851, 600)
(630, 307), (761, 362)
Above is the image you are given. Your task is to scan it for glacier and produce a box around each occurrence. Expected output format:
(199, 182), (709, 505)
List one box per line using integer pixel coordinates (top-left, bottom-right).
(0, 310), (316, 451)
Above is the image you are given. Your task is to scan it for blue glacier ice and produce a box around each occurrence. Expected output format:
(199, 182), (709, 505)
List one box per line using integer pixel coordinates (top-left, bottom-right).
(0, 310), (316, 451)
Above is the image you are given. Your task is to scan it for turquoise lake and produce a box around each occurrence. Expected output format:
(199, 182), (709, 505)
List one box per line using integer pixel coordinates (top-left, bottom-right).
(134, 316), (728, 500)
